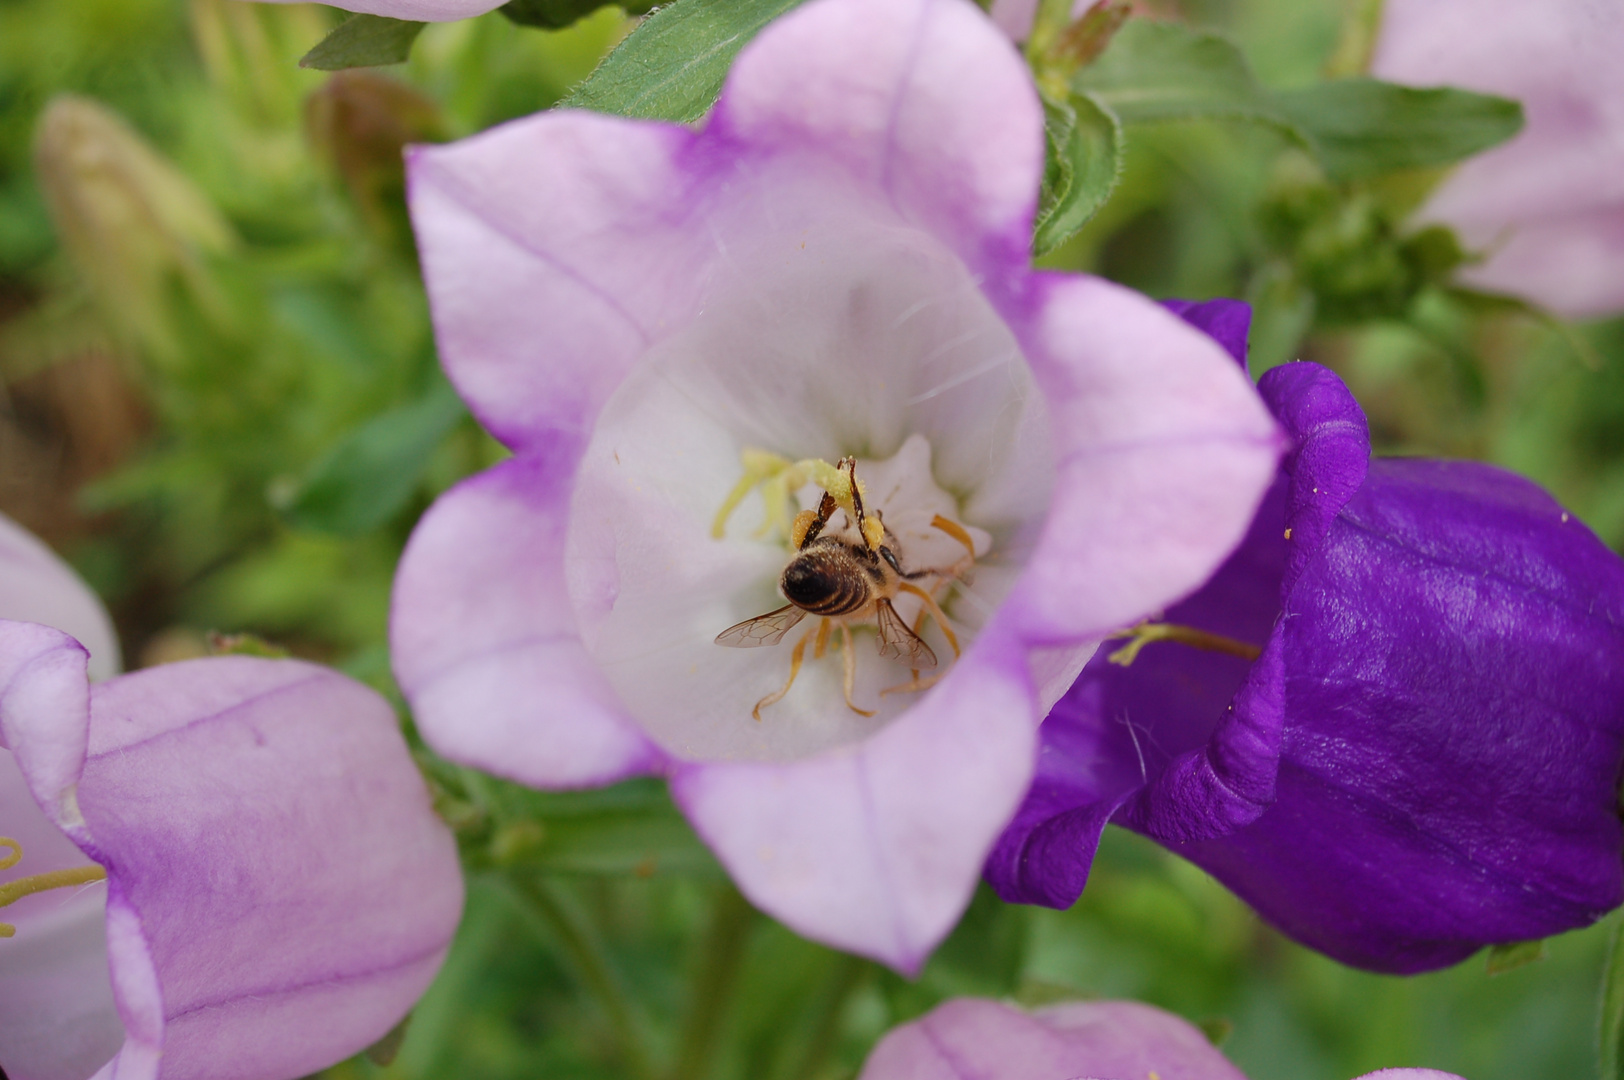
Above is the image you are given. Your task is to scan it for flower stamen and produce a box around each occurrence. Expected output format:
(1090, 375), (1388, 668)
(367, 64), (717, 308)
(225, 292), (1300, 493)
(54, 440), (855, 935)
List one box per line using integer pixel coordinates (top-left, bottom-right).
(839, 623), (876, 718)
(0, 838), (108, 939)
(752, 624), (816, 722)
(1106, 622), (1264, 667)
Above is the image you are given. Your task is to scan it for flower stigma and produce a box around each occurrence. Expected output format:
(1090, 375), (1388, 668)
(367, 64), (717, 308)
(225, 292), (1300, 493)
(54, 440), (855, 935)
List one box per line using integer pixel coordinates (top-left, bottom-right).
(1105, 621), (1264, 667)
(713, 444), (988, 721)
(0, 836), (108, 938)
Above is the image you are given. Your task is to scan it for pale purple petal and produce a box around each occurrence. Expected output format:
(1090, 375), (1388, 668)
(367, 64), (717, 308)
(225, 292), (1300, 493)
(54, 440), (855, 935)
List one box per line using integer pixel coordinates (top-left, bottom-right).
(712, 0), (1044, 280)
(671, 626), (1035, 972)
(857, 998), (1247, 1080)
(4, 656), (463, 1080)
(1371, 0), (1624, 319)
(0, 512), (119, 680)
(1002, 275), (1282, 645)
(0, 751), (121, 1080)
(254, 0), (504, 21)
(392, 456), (663, 788)
(405, 116), (702, 450)
(0, 621), (92, 831)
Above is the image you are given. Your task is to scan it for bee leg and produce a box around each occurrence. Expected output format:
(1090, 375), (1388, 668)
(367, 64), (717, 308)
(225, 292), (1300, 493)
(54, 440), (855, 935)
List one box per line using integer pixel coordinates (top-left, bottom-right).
(752, 625), (815, 721)
(812, 617), (833, 660)
(839, 622), (876, 718)
(896, 581), (960, 659)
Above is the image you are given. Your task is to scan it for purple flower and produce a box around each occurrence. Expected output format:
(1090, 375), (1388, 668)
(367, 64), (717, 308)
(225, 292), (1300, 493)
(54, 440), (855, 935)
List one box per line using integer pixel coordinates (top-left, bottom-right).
(989, 333), (1624, 972)
(1371, 0), (1624, 319)
(257, 0), (502, 21)
(858, 997), (1463, 1080)
(392, 0), (1279, 970)
(0, 608), (461, 1076)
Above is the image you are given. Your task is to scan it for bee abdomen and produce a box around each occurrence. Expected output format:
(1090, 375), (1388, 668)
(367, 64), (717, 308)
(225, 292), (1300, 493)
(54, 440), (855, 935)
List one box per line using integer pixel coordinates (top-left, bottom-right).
(782, 553), (868, 616)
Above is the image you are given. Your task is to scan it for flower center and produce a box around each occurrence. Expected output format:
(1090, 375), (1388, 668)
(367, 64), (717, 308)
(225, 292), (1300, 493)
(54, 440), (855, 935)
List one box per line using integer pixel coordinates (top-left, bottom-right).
(710, 449), (987, 721)
(0, 837), (107, 939)
(565, 220), (1051, 763)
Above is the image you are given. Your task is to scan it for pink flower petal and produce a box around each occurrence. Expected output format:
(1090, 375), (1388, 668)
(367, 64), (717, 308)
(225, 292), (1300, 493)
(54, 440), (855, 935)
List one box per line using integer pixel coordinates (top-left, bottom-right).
(0, 512), (119, 680)
(1372, 0), (1624, 319)
(1001, 275), (1283, 644)
(392, 455), (663, 788)
(671, 626), (1035, 972)
(255, 0), (505, 21)
(713, 0), (1043, 281)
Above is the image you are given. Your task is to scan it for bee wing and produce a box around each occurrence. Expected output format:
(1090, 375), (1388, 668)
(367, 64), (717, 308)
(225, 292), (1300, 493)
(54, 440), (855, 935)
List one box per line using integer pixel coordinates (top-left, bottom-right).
(715, 604), (807, 648)
(875, 599), (938, 668)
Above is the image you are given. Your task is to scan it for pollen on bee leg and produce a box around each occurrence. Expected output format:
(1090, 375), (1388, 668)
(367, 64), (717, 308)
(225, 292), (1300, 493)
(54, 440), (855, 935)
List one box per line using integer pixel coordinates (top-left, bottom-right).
(790, 509), (819, 549)
(753, 624), (816, 721)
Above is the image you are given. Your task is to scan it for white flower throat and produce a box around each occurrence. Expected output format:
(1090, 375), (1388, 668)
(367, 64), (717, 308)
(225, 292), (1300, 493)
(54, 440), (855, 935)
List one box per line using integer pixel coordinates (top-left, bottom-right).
(710, 441), (991, 720)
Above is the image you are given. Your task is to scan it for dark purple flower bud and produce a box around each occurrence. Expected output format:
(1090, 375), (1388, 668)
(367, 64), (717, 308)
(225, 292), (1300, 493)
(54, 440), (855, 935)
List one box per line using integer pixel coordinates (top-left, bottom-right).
(988, 341), (1624, 973)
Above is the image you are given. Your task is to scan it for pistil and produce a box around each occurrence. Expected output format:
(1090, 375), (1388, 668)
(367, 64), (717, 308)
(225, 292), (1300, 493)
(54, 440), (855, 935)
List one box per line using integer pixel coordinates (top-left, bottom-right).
(0, 837), (108, 938)
(1105, 622), (1264, 667)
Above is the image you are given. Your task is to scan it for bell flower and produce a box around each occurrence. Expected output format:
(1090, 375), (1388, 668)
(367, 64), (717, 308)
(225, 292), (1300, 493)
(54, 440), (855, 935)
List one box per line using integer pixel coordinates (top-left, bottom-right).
(859, 997), (1464, 1080)
(392, 0), (1279, 970)
(256, 0), (504, 22)
(0, 520), (462, 1080)
(988, 340), (1624, 973)
(1371, 0), (1624, 319)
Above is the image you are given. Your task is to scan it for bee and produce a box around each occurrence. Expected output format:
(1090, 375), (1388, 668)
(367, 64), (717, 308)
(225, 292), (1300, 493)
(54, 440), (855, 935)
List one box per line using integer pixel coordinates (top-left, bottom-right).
(715, 457), (971, 720)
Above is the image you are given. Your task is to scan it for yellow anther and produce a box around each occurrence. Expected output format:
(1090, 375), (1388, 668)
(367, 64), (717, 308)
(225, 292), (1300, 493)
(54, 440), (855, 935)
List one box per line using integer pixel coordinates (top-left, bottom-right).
(0, 837), (108, 939)
(1105, 622), (1263, 667)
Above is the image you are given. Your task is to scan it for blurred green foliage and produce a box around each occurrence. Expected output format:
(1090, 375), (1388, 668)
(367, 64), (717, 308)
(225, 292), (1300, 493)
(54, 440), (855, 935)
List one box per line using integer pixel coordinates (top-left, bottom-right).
(0, 1), (1620, 1079)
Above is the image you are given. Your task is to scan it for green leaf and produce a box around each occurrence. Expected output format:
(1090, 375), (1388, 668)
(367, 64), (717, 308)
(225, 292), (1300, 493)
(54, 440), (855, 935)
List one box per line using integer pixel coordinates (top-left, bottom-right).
(1071, 19), (1287, 128)
(1485, 938), (1547, 975)
(299, 14), (426, 71)
(1602, 921), (1624, 1080)
(500, 0), (655, 30)
(1034, 90), (1124, 256)
(1275, 78), (1523, 182)
(561, 0), (809, 122)
(279, 379), (467, 536)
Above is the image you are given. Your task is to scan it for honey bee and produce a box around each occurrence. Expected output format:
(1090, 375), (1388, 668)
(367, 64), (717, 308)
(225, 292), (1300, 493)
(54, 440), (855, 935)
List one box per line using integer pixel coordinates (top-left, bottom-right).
(715, 457), (973, 719)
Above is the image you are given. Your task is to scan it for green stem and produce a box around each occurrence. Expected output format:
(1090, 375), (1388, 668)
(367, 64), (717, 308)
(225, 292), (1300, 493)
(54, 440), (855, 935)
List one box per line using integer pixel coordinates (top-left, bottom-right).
(769, 954), (871, 1080)
(669, 884), (759, 1080)
(506, 872), (656, 1080)
(1025, 0), (1075, 67)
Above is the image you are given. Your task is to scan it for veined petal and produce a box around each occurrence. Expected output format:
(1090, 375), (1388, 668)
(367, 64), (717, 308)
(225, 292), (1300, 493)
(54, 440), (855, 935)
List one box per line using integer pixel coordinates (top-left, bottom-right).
(254, 0), (505, 21)
(406, 116), (702, 449)
(393, 454), (663, 788)
(671, 625), (1035, 972)
(1002, 275), (1282, 644)
(13, 657), (466, 1080)
(858, 998), (1247, 1080)
(0, 750), (121, 1080)
(712, 0), (1043, 283)
(856, 997), (1464, 1080)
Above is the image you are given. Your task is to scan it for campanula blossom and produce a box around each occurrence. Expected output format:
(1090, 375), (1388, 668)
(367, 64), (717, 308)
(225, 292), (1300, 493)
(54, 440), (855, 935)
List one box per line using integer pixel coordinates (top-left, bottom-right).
(1371, 0), (1624, 319)
(0, 522), (462, 1080)
(392, 0), (1279, 970)
(989, 334), (1624, 972)
(859, 997), (1465, 1080)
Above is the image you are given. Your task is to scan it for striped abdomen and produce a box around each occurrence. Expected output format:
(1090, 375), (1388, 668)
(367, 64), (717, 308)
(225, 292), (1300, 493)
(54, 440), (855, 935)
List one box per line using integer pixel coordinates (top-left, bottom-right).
(780, 544), (875, 616)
